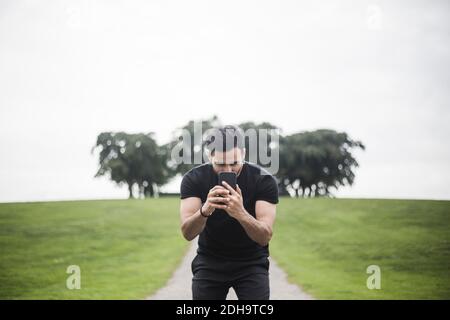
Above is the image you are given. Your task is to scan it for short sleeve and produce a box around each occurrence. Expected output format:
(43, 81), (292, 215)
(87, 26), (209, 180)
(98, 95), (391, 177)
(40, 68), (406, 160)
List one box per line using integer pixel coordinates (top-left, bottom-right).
(255, 174), (279, 204)
(180, 173), (201, 199)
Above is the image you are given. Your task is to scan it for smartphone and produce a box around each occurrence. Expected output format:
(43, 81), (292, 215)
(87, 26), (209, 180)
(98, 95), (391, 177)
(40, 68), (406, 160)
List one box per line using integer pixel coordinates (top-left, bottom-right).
(218, 171), (237, 190)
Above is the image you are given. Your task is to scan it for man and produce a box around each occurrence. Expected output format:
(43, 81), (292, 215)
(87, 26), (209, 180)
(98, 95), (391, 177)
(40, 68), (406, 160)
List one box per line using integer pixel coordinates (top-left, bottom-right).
(179, 125), (279, 300)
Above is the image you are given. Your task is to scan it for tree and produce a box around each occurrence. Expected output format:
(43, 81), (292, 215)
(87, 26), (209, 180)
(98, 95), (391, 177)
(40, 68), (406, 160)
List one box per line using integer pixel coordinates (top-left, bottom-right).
(92, 132), (170, 198)
(97, 118), (365, 199)
(278, 129), (365, 197)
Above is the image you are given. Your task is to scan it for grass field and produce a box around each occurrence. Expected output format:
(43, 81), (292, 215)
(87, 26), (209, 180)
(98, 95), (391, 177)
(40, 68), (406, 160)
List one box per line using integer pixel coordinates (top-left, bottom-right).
(0, 199), (188, 299)
(0, 197), (449, 299)
(271, 198), (450, 299)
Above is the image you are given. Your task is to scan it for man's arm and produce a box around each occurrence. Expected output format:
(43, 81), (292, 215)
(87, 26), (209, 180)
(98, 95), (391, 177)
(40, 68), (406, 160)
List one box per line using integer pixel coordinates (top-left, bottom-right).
(221, 181), (276, 247)
(236, 200), (276, 247)
(180, 186), (231, 241)
(180, 197), (207, 241)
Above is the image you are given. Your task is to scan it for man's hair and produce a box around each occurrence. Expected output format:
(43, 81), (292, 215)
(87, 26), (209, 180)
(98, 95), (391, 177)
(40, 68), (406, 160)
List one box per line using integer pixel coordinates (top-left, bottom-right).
(203, 125), (245, 155)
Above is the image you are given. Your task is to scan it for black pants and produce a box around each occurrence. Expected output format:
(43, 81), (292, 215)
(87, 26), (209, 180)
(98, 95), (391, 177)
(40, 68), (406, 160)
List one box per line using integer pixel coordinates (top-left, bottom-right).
(191, 254), (270, 300)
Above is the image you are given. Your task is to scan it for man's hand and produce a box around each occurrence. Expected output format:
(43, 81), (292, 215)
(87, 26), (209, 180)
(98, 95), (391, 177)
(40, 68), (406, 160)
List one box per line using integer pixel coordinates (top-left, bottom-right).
(221, 181), (246, 219)
(202, 185), (231, 216)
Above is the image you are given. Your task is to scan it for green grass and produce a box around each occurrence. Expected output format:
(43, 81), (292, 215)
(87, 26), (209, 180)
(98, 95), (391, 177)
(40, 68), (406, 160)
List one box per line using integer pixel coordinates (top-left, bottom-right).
(271, 198), (450, 299)
(1, 197), (449, 299)
(0, 198), (188, 299)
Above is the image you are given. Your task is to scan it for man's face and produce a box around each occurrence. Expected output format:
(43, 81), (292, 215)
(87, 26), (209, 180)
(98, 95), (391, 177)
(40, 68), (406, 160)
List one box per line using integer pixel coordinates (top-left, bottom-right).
(209, 148), (246, 176)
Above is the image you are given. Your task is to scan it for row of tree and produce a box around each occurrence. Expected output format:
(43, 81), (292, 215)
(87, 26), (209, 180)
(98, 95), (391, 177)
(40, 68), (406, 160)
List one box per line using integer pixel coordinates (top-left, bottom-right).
(92, 116), (365, 198)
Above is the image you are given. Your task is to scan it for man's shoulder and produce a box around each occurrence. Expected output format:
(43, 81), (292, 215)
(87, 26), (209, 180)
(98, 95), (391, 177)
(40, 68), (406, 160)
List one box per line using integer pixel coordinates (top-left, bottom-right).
(180, 163), (212, 199)
(245, 162), (279, 204)
(183, 163), (212, 180)
(245, 162), (277, 181)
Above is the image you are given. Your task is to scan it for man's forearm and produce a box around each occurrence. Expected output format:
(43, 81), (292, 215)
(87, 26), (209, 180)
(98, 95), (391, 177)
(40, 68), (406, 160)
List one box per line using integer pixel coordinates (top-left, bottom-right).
(181, 209), (208, 241)
(236, 210), (272, 246)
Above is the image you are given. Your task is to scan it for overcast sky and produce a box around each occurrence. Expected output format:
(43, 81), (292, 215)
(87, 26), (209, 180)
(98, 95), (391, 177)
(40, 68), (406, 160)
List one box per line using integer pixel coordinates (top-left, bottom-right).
(1, 0), (449, 202)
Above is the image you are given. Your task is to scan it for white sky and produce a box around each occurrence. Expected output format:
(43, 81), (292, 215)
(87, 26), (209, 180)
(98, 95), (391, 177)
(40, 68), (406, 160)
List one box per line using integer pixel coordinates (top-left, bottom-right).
(1, 0), (449, 202)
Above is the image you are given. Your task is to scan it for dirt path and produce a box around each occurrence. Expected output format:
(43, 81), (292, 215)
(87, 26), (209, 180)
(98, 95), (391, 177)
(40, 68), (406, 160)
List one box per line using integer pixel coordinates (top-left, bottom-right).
(147, 239), (314, 300)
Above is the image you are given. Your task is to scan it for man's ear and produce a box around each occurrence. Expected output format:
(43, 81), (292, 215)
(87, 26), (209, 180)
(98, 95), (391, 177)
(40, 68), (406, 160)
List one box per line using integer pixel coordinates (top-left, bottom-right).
(242, 148), (246, 160)
(207, 151), (212, 163)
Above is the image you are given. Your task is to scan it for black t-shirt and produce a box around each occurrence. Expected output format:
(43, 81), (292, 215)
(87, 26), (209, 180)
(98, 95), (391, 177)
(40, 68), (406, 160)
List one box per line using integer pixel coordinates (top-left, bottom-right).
(180, 161), (279, 261)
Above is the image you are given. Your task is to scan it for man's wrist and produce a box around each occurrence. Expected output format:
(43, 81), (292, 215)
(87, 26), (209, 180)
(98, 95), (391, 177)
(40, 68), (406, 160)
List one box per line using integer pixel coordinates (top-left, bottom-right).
(200, 203), (213, 217)
(234, 208), (249, 221)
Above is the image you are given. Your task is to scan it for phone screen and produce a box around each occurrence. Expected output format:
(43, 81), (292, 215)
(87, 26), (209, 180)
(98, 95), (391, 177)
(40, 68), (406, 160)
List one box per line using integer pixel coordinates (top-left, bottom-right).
(218, 172), (237, 190)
